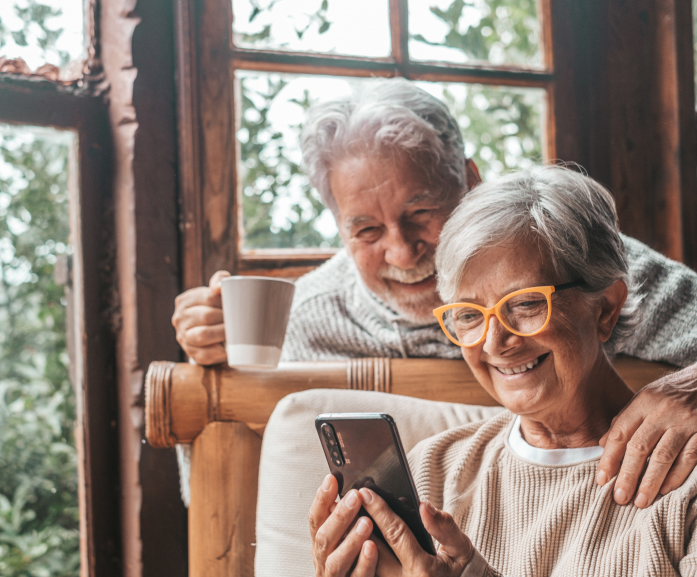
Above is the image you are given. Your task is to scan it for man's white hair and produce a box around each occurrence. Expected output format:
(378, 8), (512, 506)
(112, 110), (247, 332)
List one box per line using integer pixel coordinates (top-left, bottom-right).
(300, 78), (467, 215)
(436, 164), (642, 350)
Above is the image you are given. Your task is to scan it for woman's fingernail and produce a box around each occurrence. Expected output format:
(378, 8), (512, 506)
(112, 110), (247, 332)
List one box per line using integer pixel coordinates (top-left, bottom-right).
(596, 471), (608, 486)
(345, 491), (358, 508)
(424, 500), (437, 515)
(322, 474), (332, 491)
(614, 488), (627, 504)
(359, 488), (374, 504)
(362, 540), (374, 558)
(634, 493), (648, 508)
(356, 517), (371, 536)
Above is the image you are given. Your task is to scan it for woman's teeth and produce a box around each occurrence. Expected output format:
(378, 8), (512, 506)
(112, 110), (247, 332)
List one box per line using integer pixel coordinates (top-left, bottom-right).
(496, 356), (540, 375)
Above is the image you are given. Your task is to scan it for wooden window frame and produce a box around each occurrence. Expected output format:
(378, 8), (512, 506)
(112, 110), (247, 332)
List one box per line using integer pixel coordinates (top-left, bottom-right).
(175, 0), (556, 286)
(0, 75), (121, 576)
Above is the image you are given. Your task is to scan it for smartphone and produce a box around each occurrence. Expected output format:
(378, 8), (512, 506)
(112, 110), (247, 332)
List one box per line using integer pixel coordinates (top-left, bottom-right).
(315, 412), (436, 555)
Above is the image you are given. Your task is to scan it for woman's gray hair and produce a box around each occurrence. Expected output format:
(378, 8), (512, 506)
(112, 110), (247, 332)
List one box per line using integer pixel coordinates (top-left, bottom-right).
(301, 78), (466, 215)
(436, 164), (642, 350)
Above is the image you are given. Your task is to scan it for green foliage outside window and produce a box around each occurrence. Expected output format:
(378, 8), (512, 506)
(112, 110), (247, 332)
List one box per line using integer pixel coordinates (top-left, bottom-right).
(1, 2), (81, 575)
(0, 127), (78, 577)
(240, 75), (342, 249)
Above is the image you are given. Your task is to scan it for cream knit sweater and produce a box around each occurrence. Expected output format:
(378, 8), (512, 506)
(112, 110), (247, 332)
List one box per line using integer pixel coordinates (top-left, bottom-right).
(408, 411), (697, 577)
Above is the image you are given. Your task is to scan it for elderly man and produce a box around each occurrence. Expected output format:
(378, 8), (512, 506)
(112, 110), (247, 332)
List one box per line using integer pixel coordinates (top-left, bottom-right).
(172, 78), (697, 509)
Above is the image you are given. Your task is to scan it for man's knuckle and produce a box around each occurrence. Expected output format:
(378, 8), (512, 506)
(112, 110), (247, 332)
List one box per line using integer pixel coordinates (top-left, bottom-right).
(680, 446), (697, 464)
(651, 447), (677, 466)
(617, 470), (638, 484)
(627, 439), (651, 456)
(608, 428), (628, 444)
(202, 308), (220, 325)
(188, 328), (206, 347)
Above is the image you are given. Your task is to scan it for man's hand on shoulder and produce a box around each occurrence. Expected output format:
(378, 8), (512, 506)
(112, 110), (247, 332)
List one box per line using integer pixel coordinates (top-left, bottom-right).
(171, 270), (230, 365)
(597, 362), (697, 508)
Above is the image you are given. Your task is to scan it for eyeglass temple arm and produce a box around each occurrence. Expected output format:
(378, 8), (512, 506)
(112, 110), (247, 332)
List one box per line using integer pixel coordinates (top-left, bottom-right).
(554, 279), (586, 292)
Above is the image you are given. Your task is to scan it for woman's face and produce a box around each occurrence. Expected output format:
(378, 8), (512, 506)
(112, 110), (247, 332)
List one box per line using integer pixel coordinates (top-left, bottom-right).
(456, 240), (605, 421)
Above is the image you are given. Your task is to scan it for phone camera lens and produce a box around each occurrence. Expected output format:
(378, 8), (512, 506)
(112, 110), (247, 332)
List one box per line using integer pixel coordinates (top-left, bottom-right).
(321, 422), (344, 467)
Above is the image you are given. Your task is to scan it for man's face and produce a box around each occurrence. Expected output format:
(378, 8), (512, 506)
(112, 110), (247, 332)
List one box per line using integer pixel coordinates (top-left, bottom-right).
(329, 154), (460, 323)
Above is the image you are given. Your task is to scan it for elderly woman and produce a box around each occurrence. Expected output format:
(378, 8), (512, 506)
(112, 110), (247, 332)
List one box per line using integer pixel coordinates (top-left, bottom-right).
(308, 165), (697, 576)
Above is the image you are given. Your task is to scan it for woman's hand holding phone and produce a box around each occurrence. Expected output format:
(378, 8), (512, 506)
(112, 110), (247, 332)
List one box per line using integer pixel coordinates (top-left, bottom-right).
(309, 474), (378, 577)
(308, 474), (476, 577)
(358, 487), (476, 577)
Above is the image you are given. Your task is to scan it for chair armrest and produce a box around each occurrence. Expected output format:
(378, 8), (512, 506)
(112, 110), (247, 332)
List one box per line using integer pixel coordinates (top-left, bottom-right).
(145, 356), (673, 448)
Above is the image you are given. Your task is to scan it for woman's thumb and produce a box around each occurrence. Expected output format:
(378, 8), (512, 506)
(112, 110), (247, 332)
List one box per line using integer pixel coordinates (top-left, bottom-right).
(420, 501), (473, 561)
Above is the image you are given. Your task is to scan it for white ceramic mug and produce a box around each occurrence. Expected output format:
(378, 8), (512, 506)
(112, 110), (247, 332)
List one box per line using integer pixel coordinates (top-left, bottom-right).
(220, 276), (295, 369)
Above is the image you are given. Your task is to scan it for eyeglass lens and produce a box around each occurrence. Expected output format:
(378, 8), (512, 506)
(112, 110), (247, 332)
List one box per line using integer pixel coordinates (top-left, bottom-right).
(444, 291), (549, 345)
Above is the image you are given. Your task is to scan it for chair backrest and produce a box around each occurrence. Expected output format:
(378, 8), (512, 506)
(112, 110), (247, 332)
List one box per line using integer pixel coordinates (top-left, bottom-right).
(144, 356), (673, 577)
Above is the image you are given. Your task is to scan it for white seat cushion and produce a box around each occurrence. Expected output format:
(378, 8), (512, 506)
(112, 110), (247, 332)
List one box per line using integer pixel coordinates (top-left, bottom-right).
(254, 388), (503, 576)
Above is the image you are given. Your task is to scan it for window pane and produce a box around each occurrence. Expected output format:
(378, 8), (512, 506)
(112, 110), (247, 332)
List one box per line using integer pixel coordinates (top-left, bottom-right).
(232, 0), (390, 58)
(0, 0), (84, 78)
(408, 0), (543, 68)
(416, 82), (545, 179)
(0, 124), (79, 576)
(238, 72), (347, 249)
(238, 73), (545, 249)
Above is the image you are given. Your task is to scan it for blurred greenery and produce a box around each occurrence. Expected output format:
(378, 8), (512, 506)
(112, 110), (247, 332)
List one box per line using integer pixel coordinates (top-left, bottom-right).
(441, 83), (543, 181)
(240, 75), (342, 249)
(410, 0), (541, 67)
(0, 1), (71, 68)
(0, 127), (78, 577)
(1, 4), (80, 574)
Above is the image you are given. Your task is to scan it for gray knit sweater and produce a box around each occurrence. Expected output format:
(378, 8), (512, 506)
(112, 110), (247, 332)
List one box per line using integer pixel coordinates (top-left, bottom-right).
(175, 234), (697, 505)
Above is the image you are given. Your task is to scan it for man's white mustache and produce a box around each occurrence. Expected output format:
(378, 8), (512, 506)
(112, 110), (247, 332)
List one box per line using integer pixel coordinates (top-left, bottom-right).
(378, 255), (436, 284)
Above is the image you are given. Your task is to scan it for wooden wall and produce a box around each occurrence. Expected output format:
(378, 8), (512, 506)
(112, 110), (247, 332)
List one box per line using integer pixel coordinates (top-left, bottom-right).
(100, 0), (187, 575)
(553, 0), (697, 269)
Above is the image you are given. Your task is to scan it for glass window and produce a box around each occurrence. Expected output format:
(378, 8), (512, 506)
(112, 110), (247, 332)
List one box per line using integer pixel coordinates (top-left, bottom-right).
(408, 0), (543, 68)
(417, 82), (545, 179)
(238, 71), (349, 249)
(238, 72), (545, 250)
(0, 123), (78, 576)
(232, 0), (391, 58)
(0, 0), (85, 77)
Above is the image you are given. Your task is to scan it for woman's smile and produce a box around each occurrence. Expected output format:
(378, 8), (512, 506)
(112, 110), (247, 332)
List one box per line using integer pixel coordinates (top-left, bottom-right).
(489, 352), (549, 376)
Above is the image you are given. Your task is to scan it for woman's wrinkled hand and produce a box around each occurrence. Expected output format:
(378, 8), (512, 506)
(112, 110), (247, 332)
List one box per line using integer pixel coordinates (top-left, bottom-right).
(358, 487), (475, 577)
(309, 474), (379, 576)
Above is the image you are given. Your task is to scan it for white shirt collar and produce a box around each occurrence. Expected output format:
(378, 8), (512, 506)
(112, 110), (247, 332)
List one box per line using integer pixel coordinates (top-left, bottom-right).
(508, 415), (604, 465)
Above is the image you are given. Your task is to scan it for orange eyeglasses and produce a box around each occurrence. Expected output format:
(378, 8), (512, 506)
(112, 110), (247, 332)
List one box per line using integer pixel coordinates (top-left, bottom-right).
(433, 280), (585, 347)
